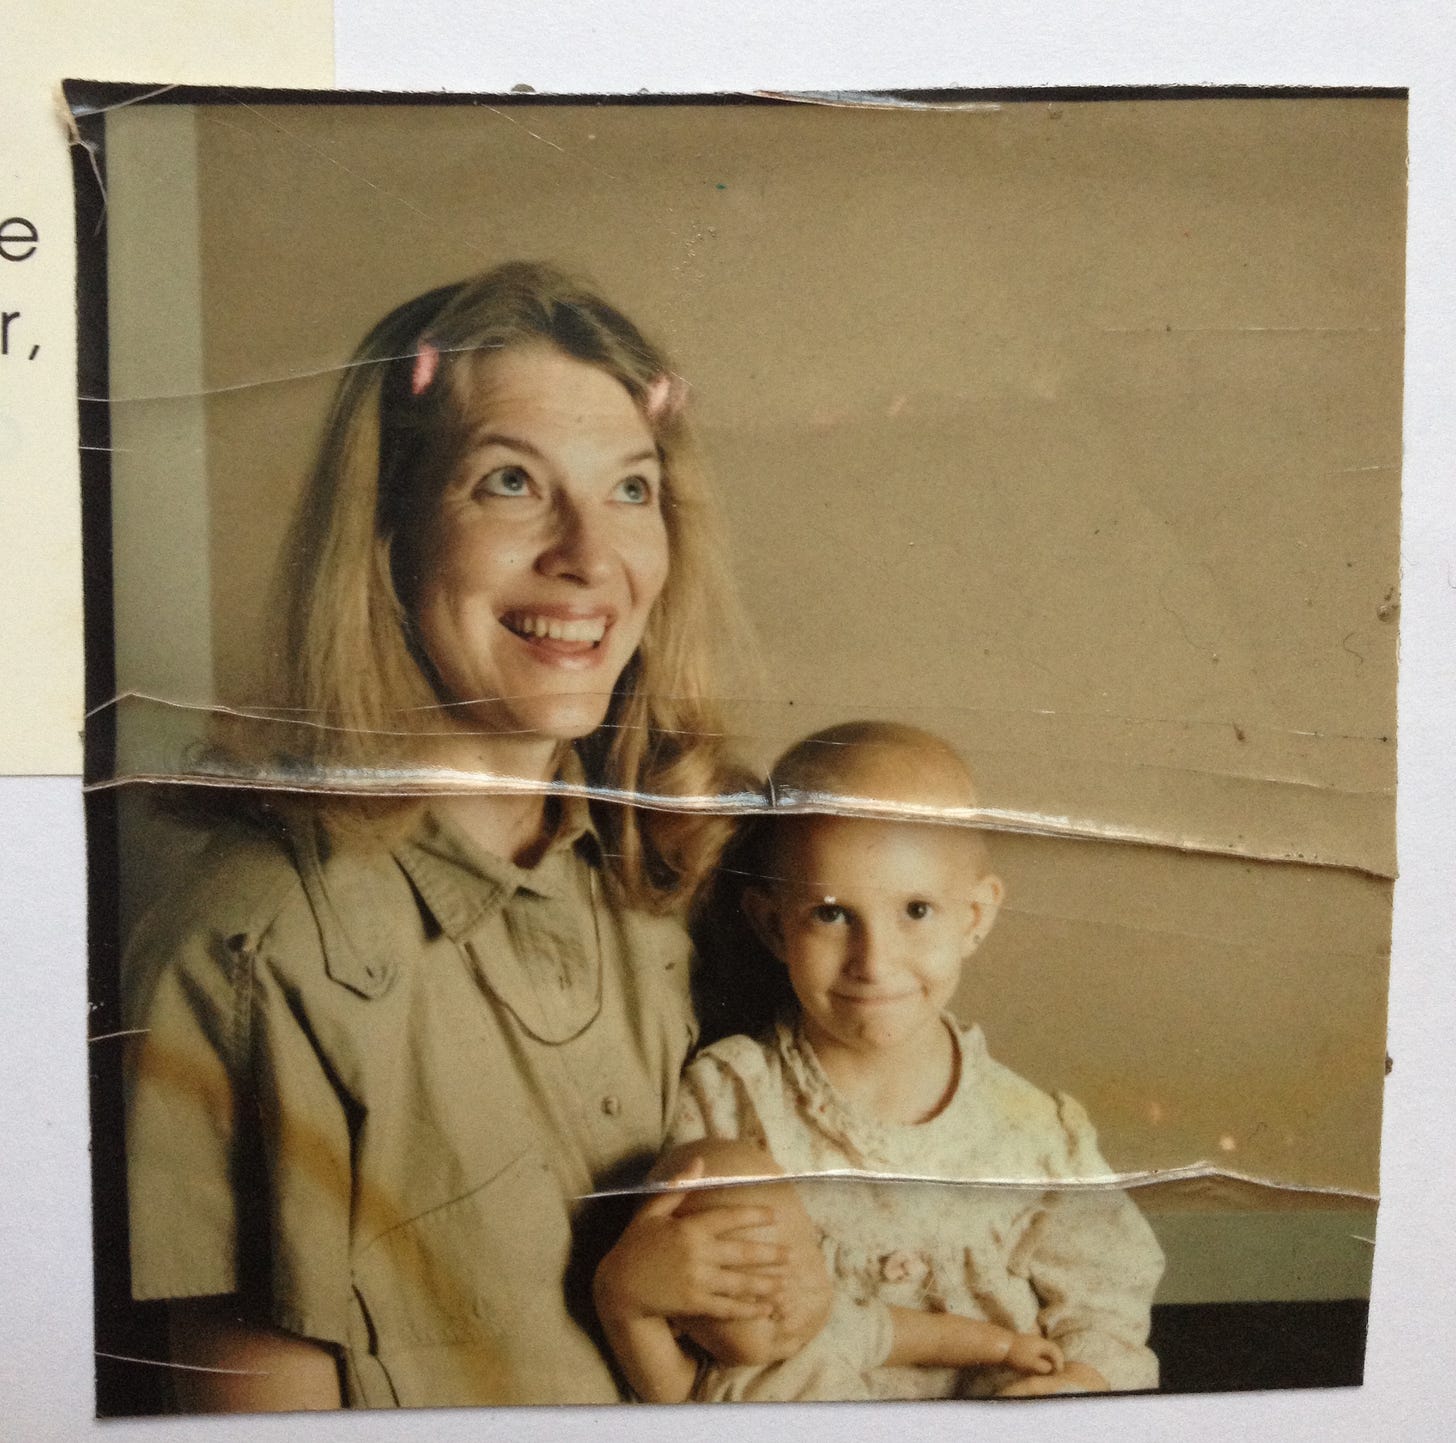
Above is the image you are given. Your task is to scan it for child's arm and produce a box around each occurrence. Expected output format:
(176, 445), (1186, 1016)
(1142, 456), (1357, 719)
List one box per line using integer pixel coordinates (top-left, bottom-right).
(884, 1307), (1064, 1376)
(594, 1159), (789, 1404)
(1017, 1095), (1166, 1392)
(596, 1310), (699, 1406)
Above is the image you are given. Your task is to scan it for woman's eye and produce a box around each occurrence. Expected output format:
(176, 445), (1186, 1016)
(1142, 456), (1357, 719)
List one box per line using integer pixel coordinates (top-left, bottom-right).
(478, 465), (532, 498)
(906, 901), (933, 921)
(811, 904), (846, 925)
(613, 474), (654, 505)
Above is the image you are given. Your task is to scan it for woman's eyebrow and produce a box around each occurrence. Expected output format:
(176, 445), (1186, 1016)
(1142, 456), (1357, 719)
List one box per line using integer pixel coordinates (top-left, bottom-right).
(466, 434), (660, 470)
(469, 429), (543, 459)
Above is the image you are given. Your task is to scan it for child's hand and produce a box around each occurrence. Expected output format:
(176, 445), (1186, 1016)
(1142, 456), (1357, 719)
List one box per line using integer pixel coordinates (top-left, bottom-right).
(1004, 1333), (1064, 1375)
(763, 1250), (835, 1354)
(594, 1157), (789, 1326)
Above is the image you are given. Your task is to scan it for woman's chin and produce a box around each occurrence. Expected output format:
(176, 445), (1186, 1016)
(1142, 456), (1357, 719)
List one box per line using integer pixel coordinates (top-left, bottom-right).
(466, 696), (613, 748)
(528, 691), (618, 740)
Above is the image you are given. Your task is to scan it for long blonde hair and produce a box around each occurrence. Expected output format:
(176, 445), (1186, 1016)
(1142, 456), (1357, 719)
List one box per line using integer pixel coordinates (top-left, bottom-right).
(261, 261), (754, 911)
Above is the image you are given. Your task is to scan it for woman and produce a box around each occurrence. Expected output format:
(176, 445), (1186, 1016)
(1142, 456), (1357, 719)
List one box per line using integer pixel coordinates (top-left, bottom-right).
(123, 263), (787, 1410)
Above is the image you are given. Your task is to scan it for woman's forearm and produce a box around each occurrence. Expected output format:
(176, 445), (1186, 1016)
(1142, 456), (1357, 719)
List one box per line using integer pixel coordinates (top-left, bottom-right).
(167, 1300), (343, 1412)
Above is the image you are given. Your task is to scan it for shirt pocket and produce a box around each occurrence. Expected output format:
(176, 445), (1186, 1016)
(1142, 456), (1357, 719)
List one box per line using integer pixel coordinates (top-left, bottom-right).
(350, 1146), (575, 1356)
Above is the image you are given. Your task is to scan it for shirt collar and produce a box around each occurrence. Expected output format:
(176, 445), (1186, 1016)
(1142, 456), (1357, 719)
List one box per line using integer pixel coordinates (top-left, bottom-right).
(395, 778), (601, 943)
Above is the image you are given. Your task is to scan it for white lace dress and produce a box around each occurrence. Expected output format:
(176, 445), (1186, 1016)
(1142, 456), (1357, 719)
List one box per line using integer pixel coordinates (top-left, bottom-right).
(671, 1016), (1163, 1402)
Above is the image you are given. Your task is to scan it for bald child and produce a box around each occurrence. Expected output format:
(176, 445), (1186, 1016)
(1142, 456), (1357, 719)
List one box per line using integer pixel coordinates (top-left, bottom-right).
(599, 723), (1159, 1402)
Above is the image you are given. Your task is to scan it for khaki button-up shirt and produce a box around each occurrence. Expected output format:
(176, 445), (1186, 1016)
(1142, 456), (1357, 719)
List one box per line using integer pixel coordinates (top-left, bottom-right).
(123, 800), (697, 1408)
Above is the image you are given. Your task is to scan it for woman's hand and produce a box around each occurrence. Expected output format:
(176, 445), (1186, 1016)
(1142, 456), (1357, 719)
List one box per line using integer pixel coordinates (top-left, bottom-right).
(593, 1157), (789, 1327)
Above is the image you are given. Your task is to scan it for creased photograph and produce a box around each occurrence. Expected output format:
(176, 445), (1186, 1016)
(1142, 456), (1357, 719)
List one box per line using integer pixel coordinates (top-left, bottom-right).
(74, 85), (1402, 1414)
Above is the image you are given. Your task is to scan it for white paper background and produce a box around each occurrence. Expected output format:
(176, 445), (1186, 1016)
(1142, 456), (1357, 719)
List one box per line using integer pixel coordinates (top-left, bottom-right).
(4, 1), (1454, 1439)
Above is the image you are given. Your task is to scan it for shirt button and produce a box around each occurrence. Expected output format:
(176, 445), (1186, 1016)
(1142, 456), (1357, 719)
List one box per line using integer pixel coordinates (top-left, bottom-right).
(600, 1095), (621, 1117)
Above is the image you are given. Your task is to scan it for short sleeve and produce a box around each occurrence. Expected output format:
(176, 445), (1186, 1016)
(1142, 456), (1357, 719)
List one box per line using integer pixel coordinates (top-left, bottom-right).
(1026, 1094), (1165, 1390)
(667, 1046), (765, 1149)
(124, 899), (355, 1346)
(123, 922), (251, 1303)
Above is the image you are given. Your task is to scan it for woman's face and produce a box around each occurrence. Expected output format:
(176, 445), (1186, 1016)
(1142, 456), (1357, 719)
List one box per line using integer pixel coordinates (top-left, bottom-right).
(410, 344), (670, 745)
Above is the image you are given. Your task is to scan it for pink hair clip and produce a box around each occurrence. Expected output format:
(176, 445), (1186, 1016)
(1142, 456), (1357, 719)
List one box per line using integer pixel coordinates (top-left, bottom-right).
(644, 371), (689, 424)
(410, 338), (441, 396)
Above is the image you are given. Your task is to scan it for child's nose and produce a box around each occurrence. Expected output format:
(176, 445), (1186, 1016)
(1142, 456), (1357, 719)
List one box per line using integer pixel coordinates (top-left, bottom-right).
(847, 925), (894, 978)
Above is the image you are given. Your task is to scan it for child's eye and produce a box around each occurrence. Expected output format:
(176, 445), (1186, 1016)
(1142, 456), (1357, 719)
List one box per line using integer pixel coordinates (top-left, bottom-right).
(905, 900), (933, 921)
(811, 903), (847, 925)
(478, 465), (532, 498)
(613, 474), (654, 505)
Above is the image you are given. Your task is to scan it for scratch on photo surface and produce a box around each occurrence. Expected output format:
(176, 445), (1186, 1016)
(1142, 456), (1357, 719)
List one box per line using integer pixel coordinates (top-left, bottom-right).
(479, 105), (626, 184)
(980, 899), (1390, 959)
(1156, 571), (1206, 653)
(754, 91), (1002, 113)
(90, 1028), (149, 1044)
(82, 341), (496, 406)
(88, 687), (1394, 744)
(64, 84), (186, 230)
(233, 100), (489, 258)
(68, 83), (182, 119)
(95, 1350), (269, 1377)
(1099, 323), (1396, 335)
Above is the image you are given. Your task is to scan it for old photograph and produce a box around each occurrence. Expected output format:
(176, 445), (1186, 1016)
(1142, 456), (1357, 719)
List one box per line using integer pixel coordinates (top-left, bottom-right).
(74, 86), (1403, 1413)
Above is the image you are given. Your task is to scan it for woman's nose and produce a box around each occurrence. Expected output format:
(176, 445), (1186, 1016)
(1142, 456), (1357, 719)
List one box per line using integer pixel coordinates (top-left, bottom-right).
(537, 499), (614, 586)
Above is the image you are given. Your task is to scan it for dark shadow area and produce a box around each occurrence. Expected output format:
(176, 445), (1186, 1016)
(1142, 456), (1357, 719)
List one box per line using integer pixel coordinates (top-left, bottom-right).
(98, 1299), (1370, 1415)
(1150, 1299), (1368, 1393)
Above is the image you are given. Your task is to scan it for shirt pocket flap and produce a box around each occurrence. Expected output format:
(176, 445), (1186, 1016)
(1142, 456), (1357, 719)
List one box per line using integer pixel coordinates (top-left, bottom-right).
(352, 1149), (574, 1351)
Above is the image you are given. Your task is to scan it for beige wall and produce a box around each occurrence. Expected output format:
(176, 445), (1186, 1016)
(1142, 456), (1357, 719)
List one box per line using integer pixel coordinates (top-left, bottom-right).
(106, 97), (1401, 1215)
(184, 98), (1402, 876)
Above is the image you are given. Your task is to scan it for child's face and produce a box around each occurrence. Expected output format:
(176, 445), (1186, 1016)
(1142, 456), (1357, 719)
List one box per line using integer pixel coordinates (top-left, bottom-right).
(752, 815), (1002, 1061)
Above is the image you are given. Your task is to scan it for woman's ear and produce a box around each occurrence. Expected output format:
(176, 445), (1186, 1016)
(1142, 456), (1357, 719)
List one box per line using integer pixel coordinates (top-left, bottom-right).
(741, 886), (785, 960)
(963, 873), (1005, 954)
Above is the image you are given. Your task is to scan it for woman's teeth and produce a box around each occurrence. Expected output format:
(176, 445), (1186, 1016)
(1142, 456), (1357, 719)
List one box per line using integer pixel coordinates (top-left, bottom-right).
(504, 614), (607, 644)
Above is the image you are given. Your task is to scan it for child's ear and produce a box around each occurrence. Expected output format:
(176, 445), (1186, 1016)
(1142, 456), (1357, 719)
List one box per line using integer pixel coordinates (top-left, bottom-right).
(741, 886), (785, 959)
(963, 873), (1005, 954)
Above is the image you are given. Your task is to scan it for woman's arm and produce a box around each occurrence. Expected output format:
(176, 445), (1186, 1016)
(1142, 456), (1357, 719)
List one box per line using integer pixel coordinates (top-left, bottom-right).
(167, 1300), (343, 1412)
(883, 1307), (1063, 1376)
(594, 1159), (789, 1403)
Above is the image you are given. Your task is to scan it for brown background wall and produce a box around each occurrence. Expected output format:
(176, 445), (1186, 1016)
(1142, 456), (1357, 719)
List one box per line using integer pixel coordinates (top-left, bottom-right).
(107, 96), (1401, 1216)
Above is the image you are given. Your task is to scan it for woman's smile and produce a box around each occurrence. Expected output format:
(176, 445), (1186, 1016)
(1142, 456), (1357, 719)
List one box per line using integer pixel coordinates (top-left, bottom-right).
(499, 608), (612, 651)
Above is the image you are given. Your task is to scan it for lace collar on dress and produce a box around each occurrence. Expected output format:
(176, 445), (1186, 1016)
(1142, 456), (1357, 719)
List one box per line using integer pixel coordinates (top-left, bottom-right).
(772, 1013), (989, 1172)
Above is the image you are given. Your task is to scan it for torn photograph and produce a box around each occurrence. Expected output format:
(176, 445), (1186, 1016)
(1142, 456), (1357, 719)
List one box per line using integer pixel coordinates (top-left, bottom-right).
(73, 85), (1403, 1415)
